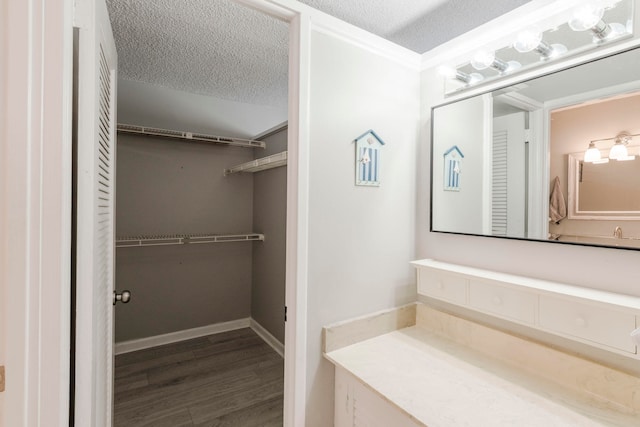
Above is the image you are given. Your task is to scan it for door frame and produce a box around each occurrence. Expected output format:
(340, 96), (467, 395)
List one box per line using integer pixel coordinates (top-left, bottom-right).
(3, 0), (74, 425)
(2, 0), (309, 425)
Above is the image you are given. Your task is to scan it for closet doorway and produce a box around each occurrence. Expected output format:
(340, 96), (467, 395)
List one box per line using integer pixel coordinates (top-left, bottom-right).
(103, 0), (291, 425)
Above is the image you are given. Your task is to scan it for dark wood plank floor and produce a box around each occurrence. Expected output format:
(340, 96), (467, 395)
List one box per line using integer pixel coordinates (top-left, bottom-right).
(114, 328), (284, 427)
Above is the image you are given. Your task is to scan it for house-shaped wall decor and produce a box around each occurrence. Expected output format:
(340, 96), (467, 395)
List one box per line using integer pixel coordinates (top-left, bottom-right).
(444, 145), (464, 191)
(354, 129), (385, 187)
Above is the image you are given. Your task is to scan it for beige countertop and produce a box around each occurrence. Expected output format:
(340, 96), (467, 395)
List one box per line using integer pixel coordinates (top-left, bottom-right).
(324, 305), (640, 426)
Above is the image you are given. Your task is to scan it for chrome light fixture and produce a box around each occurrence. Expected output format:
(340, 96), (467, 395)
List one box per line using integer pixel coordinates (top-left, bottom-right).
(568, 3), (627, 42)
(471, 50), (521, 74)
(437, 66), (484, 85)
(584, 131), (638, 163)
(609, 132), (635, 160)
(441, 0), (633, 94)
(513, 30), (567, 59)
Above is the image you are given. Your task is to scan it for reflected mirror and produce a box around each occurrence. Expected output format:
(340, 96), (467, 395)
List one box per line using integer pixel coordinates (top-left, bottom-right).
(431, 46), (640, 249)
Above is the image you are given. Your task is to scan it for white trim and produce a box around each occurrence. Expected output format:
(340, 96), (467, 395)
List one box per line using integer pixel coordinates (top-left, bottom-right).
(527, 109), (547, 240)
(114, 318), (286, 359)
(250, 319), (285, 358)
(481, 94), (493, 235)
(3, 0), (73, 426)
(284, 11), (309, 427)
(242, 0), (420, 69)
(114, 318), (251, 355)
(234, 0), (298, 21)
(567, 149), (640, 221)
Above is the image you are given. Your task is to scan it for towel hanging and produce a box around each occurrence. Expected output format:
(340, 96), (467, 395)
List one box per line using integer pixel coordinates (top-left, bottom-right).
(549, 176), (567, 224)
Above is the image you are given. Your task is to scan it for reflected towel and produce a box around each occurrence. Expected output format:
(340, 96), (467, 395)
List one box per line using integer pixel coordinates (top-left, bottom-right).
(549, 176), (566, 224)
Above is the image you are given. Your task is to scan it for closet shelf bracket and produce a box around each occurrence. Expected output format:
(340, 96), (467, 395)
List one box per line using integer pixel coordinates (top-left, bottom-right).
(116, 233), (265, 248)
(224, 151), (287, 175)
(117, 124), (266, 149)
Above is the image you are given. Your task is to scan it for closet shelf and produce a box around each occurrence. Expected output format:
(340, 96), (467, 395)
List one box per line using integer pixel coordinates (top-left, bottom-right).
(116, 233), (265, 248)
(224, 151), (287, 176)
(117, 124), (266, 149)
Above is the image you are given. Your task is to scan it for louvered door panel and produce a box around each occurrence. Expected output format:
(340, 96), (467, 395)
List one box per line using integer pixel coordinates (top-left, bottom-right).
(492, 130), (508, 236)
(75, 0), (117, 425)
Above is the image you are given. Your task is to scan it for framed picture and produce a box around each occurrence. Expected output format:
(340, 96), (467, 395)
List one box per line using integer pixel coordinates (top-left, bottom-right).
(444, 145), (463, 191)
(355, 129), (385, 187)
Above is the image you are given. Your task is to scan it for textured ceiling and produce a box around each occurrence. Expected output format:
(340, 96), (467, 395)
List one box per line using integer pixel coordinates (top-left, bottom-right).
(106, 0), (531, 110)
(298, 0), (531, 53)
(106, 0), (290, 108)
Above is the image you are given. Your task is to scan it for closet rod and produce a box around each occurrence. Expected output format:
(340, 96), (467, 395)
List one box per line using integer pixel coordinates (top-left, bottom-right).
(116, 233), (265, 248)
(117, 124), (266, 149)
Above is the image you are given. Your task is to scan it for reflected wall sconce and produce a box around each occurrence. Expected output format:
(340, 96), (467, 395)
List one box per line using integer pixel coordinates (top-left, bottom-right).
(513, 30), (567, 59)
(583, 141), (607, 163)
(470, 50), (521, 74)
(568, 3), (627, 42)
(584, 131), (639, 163)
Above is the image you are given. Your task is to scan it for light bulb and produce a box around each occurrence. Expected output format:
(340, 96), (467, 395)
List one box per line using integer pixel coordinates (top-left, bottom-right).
(471, 50), (520, 74)
(568, 5), (604, 31)
(608, 141), (628, 160)
(471, 51), (496, 70)
(437, 66), (458, 79)
(584, 142), (602, 162)
(514, 31), (543, 53)
(513, 31), (567, 59)
(437, 66), (484, 85)
(603, 22), (628, 40)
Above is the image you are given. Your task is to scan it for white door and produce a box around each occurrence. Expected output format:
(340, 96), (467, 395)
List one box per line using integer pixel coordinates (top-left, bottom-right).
(75, 0), (117, 425)
(493, 112), (526, 238)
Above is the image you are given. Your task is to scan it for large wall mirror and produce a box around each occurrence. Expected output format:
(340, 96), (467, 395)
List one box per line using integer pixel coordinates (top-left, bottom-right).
(431, 45), (640, 249)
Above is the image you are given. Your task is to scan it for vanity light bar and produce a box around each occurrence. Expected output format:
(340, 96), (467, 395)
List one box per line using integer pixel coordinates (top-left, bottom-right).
(441, 0), (631, 89)
(583, 132), (640, 163)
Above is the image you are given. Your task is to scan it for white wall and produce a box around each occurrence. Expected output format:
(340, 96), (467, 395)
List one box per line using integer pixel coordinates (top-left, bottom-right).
(432, 96), (487, 234)
(304, 29), (420, 426)
(419, 0), (640, 373)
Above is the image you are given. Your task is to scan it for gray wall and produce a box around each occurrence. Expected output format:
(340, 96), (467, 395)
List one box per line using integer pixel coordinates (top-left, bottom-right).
(115, 133), (255, 342)
(251, 128), (287, 343)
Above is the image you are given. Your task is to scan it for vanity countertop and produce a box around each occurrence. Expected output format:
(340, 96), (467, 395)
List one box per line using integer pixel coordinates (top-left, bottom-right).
(324, 305), (640, 427)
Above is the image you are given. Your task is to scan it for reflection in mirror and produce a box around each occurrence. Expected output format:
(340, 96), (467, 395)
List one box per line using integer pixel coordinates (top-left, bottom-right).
(554, 91), (640, 247)
(569, 149), (640, 213)
(431, 46), (640, 249)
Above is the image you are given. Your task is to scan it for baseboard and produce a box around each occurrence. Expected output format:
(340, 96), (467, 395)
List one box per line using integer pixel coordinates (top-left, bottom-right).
(250, 318), (285, 358)
(114, 317), (251, 355)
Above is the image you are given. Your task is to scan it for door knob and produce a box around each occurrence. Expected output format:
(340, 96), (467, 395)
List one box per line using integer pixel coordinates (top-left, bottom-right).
(113, 290), (131, 305)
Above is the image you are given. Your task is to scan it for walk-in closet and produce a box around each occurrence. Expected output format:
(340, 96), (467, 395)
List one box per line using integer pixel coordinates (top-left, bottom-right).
(105, 0), (289, 425)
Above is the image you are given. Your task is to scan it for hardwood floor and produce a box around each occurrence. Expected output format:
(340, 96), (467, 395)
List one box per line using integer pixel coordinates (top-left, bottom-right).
(114, 328), (284, 427)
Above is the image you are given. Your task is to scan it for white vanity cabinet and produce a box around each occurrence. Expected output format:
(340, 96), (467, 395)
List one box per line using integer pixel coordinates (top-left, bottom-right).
(413, 259), (640, 357)
(334, 366), (423, 427)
